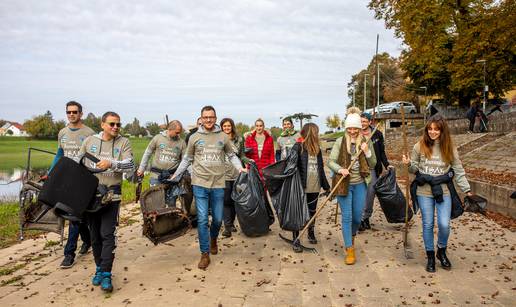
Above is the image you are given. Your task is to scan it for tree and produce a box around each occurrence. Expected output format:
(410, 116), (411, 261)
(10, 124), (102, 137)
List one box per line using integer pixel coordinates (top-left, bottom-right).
(325, 114), (341, 130)
(124, 118), (146, 137)
(348, 52), (418, 111)
(282, 113), (318, 130)
(235, 122), (250, 138)
(368, 0), (516, 106)
(0, 119), (6, 128)
(83, 112), (102, 132)
(146, 122), (161, 136)
(269, 126), (282, 139)
(23, 111), (59, 139)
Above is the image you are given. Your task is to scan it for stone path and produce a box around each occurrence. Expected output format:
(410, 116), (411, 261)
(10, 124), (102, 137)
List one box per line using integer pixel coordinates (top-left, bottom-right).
(0, 196), (515, 306)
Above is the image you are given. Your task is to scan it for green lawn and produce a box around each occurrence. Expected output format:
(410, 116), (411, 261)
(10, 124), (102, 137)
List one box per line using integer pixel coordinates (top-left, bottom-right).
(0, 136), (151, 171)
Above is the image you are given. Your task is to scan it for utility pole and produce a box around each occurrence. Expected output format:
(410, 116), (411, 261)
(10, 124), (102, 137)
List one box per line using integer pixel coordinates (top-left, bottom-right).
(363, 73), (369, 111)
(420, 86), (427, 124)
(375, 34), (380, 111)
(476, 59), (487, 112)
(352, 85), (356, 107)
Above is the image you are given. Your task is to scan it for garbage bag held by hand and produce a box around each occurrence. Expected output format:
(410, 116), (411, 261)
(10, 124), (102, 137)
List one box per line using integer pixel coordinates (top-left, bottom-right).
(231, 163), (274, 237)
(464, 195), (487, 214)
(374, 168), (413, 223)
(263, 149), (309, 231)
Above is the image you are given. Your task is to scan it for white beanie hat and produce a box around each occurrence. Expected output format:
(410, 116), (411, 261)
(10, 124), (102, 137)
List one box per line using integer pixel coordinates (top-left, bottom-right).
(345, 113), (362, 129)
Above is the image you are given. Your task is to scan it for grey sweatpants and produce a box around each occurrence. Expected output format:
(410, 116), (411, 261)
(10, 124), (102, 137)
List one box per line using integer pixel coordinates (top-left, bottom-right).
(362, 169), (378, 220)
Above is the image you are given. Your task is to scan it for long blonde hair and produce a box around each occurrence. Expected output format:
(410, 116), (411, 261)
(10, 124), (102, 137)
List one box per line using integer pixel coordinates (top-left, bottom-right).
(300, 123), (320, 156)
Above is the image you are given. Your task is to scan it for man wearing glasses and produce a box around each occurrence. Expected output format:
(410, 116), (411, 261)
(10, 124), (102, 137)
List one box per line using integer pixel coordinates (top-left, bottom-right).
(171, 106), (245, 270)
(137, 120), (186, 206)
(51, 101), (95, 269)
(77, 111), (134, 292)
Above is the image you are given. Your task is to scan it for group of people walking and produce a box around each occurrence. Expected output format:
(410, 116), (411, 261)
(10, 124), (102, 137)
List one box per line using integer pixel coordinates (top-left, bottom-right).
(49, 100), (473, 294)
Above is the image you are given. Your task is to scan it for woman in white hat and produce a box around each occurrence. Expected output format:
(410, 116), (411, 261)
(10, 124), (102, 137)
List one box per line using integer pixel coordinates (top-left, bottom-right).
(328, 108), (376, 265)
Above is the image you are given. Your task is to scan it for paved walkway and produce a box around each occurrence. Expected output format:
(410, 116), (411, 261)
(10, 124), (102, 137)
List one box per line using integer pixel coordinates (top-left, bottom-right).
(0, 197), (515, 306)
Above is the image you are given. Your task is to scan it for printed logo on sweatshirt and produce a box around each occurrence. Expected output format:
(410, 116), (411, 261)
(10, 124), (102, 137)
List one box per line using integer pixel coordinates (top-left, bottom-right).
(159, 143), (166, 149)
(114, 148), (120, 156)
(61, 135), (68, 143)
(90, 144), (98, 153)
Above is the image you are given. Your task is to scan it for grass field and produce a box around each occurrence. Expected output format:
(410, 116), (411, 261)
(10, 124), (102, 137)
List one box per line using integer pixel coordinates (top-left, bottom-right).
(0, 136), (151, 171)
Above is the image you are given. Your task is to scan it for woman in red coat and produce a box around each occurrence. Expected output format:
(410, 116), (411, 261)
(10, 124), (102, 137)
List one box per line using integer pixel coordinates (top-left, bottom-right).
(245, 119), (275, 175)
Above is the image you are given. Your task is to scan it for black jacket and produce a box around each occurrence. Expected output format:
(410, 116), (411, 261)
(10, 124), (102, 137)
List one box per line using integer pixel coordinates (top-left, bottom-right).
(370, 128), (389, 175)
(292, 142), (330, 191)
(410, 169), (464, 220)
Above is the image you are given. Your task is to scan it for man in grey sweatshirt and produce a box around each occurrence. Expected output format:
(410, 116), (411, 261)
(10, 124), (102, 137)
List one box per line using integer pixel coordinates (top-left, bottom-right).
(172, 106), (245, 270)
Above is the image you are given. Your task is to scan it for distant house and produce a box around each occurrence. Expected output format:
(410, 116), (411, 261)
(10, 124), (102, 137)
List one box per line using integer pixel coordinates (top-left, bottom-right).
(1, 122), (29, 136)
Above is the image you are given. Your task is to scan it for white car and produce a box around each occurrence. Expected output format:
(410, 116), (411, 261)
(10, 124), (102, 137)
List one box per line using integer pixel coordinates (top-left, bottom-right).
(377, 101), (417, 114)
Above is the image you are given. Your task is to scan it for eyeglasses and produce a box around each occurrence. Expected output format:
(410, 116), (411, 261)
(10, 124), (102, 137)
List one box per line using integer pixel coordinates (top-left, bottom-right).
(66, 111), (79, 115)
(107, 122), (121, 128)
(202, 116), (216, 121)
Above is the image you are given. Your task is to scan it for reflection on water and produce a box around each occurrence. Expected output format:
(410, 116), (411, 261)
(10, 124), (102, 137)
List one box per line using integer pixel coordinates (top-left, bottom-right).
(0, 169), (37, 202)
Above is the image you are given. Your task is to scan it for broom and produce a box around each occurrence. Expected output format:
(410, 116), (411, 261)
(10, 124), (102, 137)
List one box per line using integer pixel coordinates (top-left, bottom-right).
(400, 106), (414, 259)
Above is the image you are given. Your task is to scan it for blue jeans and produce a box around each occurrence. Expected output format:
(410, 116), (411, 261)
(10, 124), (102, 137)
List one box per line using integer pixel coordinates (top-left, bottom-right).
(192, 185), (224, 253)
(337, 183), (367, 248)
(64, 221), (91, 257)
(150, 178), (177, 206)
(418, 195), (451, 251)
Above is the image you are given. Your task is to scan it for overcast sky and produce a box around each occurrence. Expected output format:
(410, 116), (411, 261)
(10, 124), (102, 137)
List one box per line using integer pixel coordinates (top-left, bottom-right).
(0, 0), (402, 130)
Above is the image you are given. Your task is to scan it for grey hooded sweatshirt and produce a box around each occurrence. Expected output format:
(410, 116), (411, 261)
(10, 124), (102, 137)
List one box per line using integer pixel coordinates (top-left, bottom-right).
(77, 132), (135, 187)
(173, 124), (243, 189)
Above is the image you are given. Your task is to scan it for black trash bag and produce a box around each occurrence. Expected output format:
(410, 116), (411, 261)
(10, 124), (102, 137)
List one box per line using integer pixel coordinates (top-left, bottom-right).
(464, 195), (488, 214)
(231, 162), (274, 237)
(374, 168), (413, 223)
(262, 149), (309, 231)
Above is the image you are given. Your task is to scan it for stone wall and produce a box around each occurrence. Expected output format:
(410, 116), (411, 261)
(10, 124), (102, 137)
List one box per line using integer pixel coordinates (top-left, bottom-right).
(468, 179), (516, 218)
(447, 107), (516, 134)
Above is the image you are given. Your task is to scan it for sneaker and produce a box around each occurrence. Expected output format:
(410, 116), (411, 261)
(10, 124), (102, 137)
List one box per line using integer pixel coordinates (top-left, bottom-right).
(92, 267), (102, 286)
(100, 272), (113, 292)
(60, 254), (75, 269)
(78, 243), (90, 255)
(358, 221), (366, 232)
(231, 225), (237, 232)
(221, 227), (232, 238)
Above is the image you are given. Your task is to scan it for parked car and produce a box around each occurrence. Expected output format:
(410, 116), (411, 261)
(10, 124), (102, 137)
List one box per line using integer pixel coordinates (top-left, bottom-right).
(377, 101), (417, 114)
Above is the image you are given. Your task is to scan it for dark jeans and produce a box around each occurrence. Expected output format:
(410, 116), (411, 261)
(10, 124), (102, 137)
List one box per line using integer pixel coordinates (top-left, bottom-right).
(64, 221), (91, 258)
(223, 180), (236, 227)
(468, 117), (475, 132)
(306, 192), (319, 225)
(87, 202), (120, 272)
(362, 169), (379, 220)
(293, 192), (319, 238)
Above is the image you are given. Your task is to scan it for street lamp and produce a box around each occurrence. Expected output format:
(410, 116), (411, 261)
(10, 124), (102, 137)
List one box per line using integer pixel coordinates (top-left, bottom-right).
(363, 73), (369, 112)
(476, 59), (487, 112)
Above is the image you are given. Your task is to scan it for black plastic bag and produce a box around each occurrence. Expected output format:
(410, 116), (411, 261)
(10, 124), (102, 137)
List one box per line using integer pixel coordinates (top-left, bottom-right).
(464, 195), (488, 214)
(374, 168), (413, 223)
(262, 149), (309, 231)
(231, 163), (274, 237)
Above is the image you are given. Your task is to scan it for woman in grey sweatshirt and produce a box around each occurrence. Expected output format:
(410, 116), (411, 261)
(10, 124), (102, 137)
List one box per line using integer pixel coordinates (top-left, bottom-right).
(403, 115), (473, 273)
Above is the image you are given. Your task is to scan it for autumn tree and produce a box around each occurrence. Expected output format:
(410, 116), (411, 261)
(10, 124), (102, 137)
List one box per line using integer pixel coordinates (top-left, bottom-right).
(83, 112), (102, 132)
(23, 111), (60, 139)
(368, 0), (516, 106)
(325, 114), (341, 130)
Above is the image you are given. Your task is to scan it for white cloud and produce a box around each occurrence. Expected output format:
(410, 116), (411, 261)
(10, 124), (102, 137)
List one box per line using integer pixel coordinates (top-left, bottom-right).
(0, 0), (401, 129)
